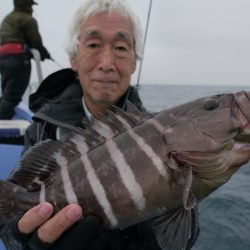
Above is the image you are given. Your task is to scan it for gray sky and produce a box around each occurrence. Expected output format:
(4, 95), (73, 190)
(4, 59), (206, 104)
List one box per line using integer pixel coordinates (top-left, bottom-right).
(1, 0), (250, 85)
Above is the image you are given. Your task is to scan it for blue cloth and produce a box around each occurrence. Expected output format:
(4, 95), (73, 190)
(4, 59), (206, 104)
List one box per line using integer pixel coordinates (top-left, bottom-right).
(0, 128), (21, 138)
(0, 240), (5, 250)
(0, 144), (22, 249)
(14, 105), (33, 122)
(0, 144), (22, 179)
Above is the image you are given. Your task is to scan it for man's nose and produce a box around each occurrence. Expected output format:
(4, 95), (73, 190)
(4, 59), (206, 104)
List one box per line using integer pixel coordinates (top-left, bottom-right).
(97, 47), (115, 72)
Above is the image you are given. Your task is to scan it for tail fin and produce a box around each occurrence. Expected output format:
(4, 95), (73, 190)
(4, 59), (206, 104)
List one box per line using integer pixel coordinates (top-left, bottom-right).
(0, 180), (24, 223)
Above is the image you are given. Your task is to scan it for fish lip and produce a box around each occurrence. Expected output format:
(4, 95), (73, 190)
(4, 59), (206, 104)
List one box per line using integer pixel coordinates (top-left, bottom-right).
(234, 91), (250, 122)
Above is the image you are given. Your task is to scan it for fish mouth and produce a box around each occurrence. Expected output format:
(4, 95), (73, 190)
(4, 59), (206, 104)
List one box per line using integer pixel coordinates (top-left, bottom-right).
(234, 91), (250, 136)
(234, 91), (250, 122)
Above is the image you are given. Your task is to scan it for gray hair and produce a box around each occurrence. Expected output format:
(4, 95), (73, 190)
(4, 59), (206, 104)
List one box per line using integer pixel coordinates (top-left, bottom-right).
(64, 0), (143, 60)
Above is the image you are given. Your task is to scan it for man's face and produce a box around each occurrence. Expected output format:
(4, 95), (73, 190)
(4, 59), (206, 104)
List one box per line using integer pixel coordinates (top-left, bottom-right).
(70, 11), (136, 111)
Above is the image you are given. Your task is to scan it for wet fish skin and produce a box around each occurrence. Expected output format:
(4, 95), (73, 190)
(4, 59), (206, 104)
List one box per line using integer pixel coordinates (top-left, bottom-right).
(0, 91), (250, 250)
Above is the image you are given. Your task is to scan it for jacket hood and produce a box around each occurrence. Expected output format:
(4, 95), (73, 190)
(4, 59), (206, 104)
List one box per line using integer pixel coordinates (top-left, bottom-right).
(29, 68), (79, 113)
(14, 0), (37, 13)
(14, 0), (38, 7)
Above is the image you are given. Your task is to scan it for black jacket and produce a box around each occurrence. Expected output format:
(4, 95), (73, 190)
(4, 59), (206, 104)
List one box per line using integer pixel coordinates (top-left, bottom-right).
(23, 68), (145, 152)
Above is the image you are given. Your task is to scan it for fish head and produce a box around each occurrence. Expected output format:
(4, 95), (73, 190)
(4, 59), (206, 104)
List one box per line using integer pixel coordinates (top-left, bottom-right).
(162, 91), (249, 152)
(160, 91), (250, 198)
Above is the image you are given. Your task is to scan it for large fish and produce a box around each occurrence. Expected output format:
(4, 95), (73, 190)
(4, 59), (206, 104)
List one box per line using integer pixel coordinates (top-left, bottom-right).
(1, 91), (250, 249)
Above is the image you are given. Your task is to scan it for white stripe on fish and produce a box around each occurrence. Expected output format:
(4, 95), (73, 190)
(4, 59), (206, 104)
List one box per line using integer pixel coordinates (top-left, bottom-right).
(77, 145), (118, 227)
(116, 115), (168, 179)
(97, 120), (146, 211)
(73, 132), (118, 226)
(93, 120), (115, 139)
(33, 177), (46, 203)
(147, 118), (165, 133)
(54, 152), (79, 204)
(70, 134), (89, 152)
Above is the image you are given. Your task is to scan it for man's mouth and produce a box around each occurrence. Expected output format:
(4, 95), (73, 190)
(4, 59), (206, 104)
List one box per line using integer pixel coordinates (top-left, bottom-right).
(92, 79), (118, 85)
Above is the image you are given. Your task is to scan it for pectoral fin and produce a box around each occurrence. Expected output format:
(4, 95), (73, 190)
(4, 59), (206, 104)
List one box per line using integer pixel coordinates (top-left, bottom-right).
(167, 154), (197, 209)
(152, 208), (193, 250)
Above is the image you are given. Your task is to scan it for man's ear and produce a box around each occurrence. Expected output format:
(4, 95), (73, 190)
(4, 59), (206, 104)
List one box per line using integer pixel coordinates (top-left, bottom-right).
(132, 58), (137, 74)
(70, 56), (78, 71)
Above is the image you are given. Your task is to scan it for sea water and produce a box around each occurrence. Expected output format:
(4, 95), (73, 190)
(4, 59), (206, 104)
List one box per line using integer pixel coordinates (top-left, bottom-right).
(139, 84), (250, 250)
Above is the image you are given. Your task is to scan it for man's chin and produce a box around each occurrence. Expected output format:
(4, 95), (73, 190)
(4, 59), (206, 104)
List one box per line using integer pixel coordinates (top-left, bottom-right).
(93, 93), (118, 104)
(92, 97), (116, 106)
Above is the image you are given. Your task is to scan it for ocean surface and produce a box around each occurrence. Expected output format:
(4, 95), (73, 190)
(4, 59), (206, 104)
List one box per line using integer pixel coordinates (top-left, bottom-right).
(1, 84), (250, 250)
(138, 84), (250, 250)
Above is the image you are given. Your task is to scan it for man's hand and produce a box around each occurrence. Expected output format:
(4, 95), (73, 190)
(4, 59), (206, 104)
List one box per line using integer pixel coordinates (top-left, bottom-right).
(18, 202), (82, 243)
(12, 202), (108, 250)
(38, 46), (51, 61)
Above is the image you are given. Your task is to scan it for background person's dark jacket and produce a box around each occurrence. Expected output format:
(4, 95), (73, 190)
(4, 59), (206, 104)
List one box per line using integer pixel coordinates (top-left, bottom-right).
(0, 0), (50, 59)
(0, 0), (50, 119)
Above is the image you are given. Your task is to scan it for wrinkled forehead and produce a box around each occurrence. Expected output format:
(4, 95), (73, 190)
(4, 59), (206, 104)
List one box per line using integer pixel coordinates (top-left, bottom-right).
(78, 11), (134, 41)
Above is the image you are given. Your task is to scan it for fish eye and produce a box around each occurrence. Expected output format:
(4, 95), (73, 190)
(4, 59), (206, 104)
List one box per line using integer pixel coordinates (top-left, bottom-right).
(203, 99), (219, 110)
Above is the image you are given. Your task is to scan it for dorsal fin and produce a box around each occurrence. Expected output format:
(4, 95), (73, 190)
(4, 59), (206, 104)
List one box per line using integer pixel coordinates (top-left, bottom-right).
(10, 107), (149, 190)
(10, 128), (106, 190)
(110, 104), (145, 127)
(11, 138), (72, 190)
(126, 101), (151, 120)
(91, 105), (149, 139)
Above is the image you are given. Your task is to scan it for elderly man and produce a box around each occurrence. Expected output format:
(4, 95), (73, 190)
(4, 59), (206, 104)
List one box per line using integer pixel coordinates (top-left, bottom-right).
(0, 0), (199, 249)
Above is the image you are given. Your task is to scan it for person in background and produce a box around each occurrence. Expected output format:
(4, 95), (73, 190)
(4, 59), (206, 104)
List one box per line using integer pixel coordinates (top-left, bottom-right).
(0, 0), (199, 249)
(0, 0), (51, 119)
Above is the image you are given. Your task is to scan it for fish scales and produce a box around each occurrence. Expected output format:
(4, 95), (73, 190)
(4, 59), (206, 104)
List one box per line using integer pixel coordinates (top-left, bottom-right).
(84, 141), (139, 224)
(75, 118), (170, 226)
(57, 134), (118, 224)
(77, 147), (119, 226)
(1, 91), (250, 250)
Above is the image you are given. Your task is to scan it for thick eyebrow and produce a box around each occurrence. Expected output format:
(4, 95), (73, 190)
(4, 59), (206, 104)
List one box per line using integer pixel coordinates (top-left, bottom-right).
(84, 29), (101, 39)
(115, 31), (133, 45)
(82, 29), (133, 46)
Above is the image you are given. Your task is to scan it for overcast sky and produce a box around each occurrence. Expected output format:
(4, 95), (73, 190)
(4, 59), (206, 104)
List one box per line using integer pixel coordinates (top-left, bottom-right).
(1, 0), (250, 86)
